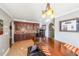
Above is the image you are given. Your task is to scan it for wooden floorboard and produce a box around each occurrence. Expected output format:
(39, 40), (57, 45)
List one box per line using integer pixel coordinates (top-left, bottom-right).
(6, 38), (76, 56)
(7, 39), (34, 56)
(37, 38), (76, 56)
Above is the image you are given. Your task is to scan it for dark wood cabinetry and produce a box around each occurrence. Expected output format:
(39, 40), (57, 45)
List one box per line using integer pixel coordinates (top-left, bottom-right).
(14, 21), (39, 42)
(14, 33), (35, 42)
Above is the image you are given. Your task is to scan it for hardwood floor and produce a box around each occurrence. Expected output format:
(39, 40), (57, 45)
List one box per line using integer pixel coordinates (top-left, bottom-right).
(7, 39), (34, 56)
(7, 38), (76, 56)
(37, 38), (76, 56)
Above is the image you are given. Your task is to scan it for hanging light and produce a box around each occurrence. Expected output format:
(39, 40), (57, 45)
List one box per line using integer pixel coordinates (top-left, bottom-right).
(42, 10), (46, 18)
(41, 3), (54, 18)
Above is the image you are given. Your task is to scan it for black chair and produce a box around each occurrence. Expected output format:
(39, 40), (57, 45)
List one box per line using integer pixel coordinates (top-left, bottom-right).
(27, 45), (46, 56)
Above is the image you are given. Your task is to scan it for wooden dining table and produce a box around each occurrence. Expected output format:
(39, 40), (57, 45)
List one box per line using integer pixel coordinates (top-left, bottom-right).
(37, 38), (77, 56)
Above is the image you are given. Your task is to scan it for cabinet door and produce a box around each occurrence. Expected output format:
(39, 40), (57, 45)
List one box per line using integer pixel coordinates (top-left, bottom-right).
(14, 21), (39, 42)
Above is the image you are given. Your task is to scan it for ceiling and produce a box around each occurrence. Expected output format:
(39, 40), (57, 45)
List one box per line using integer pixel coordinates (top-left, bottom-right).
(0, 3), (79, 22)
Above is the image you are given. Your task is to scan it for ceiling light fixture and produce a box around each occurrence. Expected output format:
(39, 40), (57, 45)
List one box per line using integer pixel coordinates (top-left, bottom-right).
(41, 3), (54, 19)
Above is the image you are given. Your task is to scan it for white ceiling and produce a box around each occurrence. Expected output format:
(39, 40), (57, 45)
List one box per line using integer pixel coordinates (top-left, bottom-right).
(0, 3), (79, 22)
(54, 3), (79, 17)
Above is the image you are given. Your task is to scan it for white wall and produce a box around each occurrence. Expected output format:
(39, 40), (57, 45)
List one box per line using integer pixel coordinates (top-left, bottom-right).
(55, 9), (79, 47)
(0, 8), (12, 55)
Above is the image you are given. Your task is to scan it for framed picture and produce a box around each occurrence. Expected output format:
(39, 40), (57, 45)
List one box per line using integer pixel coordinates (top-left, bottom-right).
(0, 19), (3, 35)
(59, 18), (79, 32)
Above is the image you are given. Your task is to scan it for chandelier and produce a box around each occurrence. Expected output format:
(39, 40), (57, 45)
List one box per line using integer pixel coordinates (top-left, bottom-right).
(41, 3), (54, 19)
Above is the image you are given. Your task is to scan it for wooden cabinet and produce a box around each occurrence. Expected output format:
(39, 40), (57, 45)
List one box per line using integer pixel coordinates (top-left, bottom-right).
(14, 21), (39, 42)
(14, 33), (35, 42)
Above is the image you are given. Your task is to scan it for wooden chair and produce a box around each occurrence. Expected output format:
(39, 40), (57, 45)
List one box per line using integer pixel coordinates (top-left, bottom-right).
(64, 44), (68, 47)
(68, 45), (74, 50)
(72, 47), (78, 53)
(76, 48), (79, 56)
(41, 46), (51, 56)
(64, 44), (72, 49)
(63, 43), (78, 56)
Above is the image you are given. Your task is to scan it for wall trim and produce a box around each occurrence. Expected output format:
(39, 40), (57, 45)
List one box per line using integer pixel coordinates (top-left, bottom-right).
(55, 8), (79, 18)
(14, 19), (40, 23)
(3, 48), (10, 56)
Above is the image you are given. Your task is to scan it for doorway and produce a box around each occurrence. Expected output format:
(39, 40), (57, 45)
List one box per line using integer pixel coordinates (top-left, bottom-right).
(49, 23), (55, 39)
(9, 22), (12, 47)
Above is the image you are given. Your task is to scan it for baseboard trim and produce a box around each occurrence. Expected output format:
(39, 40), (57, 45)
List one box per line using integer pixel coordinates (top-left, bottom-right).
(3, 48), (10, 56)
